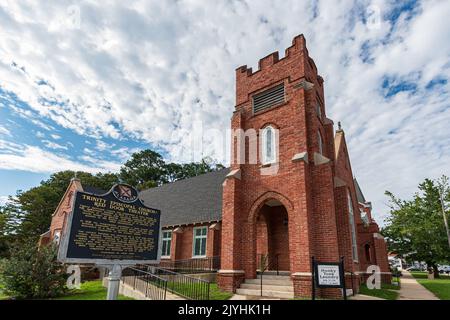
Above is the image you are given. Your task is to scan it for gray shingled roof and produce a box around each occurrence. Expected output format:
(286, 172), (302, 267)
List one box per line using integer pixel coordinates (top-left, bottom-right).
(83, 185), (107, 195)
(139, 168), (229, 227)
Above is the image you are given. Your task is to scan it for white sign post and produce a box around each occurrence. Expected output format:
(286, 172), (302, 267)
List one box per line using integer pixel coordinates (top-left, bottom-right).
(104, 264), (126, 300)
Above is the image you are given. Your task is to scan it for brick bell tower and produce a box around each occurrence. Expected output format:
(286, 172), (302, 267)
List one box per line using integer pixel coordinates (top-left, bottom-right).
(218, 35), (348, 298)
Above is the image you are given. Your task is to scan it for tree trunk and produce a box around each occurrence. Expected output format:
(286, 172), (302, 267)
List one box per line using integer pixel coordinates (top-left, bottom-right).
(432, 263), (440, 278)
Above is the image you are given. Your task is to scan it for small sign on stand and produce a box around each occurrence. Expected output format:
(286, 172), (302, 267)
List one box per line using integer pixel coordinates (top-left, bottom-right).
(311, 256), (347, 300)
(58, 184), (161, 300)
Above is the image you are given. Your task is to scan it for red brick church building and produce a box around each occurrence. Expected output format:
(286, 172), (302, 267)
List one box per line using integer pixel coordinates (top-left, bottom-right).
(42, 35), (390, 299)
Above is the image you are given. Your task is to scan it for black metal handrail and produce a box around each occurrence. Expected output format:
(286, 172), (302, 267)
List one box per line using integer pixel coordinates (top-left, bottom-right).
(258, 254), (280, 297)
(153, 256), (220, 274)
(150, 256), (220, 274)
(140, 265), (210, 300)
(121, 267), (167, 300)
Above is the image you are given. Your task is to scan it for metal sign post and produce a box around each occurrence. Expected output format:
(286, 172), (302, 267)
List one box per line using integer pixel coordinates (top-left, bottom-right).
(106, 264), (122, 300)
(106, 265), (122, 300)
(311, 256), (316, 301)
(340, 256), (347, 301)
(99, 263), (134, 300)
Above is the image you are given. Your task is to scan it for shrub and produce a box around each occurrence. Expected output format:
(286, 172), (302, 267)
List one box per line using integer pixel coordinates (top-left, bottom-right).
(0, 242), (68, 299)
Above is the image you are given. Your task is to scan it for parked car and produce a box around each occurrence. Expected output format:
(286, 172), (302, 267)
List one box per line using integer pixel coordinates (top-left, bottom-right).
(438, 265), (450, 274)
(406, 266), (424, 272)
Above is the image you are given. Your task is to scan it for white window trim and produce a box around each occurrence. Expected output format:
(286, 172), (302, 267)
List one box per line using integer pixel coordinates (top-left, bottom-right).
(192, 226), (208, 258)
(161, 230), (172, 258)
(261, 126), (277, 165)
(53, 230), (61, 245)
(348, 192), (359, 262)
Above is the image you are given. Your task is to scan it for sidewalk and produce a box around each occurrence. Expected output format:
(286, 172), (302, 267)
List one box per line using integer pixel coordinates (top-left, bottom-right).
(350, 294), (385, 300)
(398, 271), (439, 300)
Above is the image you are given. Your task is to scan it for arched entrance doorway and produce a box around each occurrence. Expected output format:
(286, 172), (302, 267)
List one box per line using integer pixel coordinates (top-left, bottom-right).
(255, 199), (290, 272)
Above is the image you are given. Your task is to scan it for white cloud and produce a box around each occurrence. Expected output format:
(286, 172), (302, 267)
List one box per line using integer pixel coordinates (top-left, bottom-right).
(0, 195), (9, 206)
(0, 1), (449, 223)
(0, 125), (11, 137)
(42, 139), (68, 150)
(0, 141), (120, 173)
(78, 154), (122, 172)
(96, 140), (114, 152)
(50, 134), (61, 140)
(110, 146), (141, 162)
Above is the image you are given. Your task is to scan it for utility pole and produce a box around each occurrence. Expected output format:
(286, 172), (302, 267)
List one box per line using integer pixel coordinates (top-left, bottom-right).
(438, 177), (450, 250)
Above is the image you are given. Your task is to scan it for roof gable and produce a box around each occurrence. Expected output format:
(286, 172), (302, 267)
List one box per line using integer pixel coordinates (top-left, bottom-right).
(334, 130), (353, 175)
(51, 178), (82, 217)
(353, 178), (366, 204)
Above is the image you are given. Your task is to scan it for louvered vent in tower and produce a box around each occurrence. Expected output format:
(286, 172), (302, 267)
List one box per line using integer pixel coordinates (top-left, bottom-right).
(252, 83), (285, 113)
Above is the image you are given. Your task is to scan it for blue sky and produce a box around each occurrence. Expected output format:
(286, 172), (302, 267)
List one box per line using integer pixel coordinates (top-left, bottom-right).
(0, 87), (153, 197)
(0, 0), (449, 224)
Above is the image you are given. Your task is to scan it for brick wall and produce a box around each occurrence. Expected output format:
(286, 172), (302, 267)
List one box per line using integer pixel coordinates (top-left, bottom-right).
(218, 34), (389, 298)
(162, 223), (221, 261)
(220, 35), (350, 297)
(42, 179), (81, 245)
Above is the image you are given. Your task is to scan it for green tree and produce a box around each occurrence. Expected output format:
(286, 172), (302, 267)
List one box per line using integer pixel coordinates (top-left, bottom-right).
(119, 150), (166, 189)
(0, 205), (13, 258)
(7, 171), (119, 243)
(4, 148), (224, 246)
(163, 162), (185, 183)
(164, 158), (225, 182)
(436, 176), (450, 250)
(119, 150), (225, 188)
(0, 241), (67, 299)
(382, 176), (450, 277)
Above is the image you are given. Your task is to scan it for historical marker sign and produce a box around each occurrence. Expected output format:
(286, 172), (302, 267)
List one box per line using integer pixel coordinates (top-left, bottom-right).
(58, 184), (161, 265)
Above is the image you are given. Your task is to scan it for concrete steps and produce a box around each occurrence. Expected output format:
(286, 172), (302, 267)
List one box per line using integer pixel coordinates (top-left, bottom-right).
(240, 283), (294, 292)
(236, 275), (294, 299)
(256, 274), (291, 280)
(244, 278), (293, 286)
(235, 288), (294, 299)
(257, 270), (291, 276)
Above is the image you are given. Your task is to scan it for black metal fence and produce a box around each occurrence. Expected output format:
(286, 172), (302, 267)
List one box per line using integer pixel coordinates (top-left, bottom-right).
(121, 267), (167, 300)
(142, 265), (210, 300)
(153, 256), (220, 274)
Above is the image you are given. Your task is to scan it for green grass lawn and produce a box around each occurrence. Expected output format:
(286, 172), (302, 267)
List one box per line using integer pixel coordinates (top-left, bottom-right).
(0, 291), (8, 300)
(208, 283), (233, 300)
(54, 280), (133, 300)
(358, 283), (400, 300)
(1, 280), (129, 300)
(0, 284), (9, 300)
(0, 279), (231, 300)
(166, 282), (233, 300)
(410, 272), (450, 300)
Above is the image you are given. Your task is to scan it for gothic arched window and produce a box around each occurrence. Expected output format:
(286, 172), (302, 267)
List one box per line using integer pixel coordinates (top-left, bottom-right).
(262, 126), (276, 164)
(318, 131), (323, 155)
(364, 244), (371, 263)
(348, 192), (359, 262)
